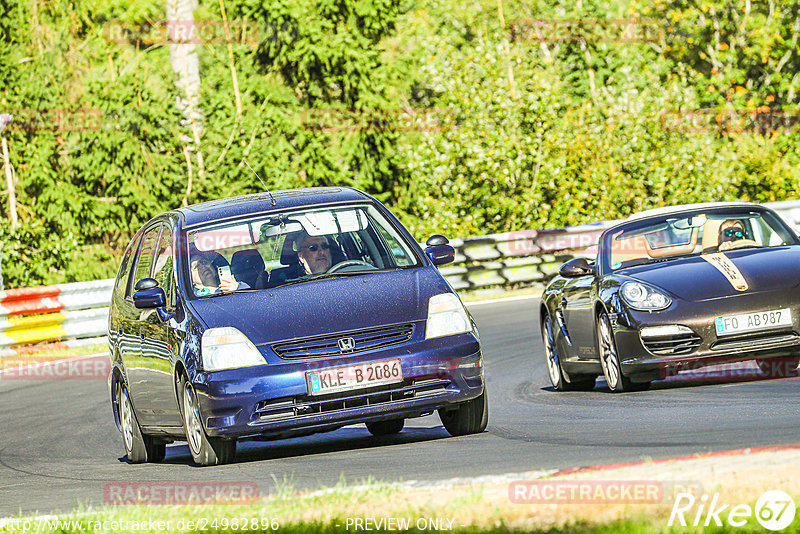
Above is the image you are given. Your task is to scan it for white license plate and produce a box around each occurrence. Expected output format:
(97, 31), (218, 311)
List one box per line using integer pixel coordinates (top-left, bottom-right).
(714, 309), (792, 337)
(306, 359), (403, 396)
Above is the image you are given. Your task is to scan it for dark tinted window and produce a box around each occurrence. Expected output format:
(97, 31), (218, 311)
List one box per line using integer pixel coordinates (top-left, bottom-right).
(152, 227), (176, 307)
(129, 225), (161, 296)
(114, 232), (142, 299)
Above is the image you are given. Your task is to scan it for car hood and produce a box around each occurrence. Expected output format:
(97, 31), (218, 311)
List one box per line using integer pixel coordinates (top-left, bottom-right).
(188, 268), (452, 345)
(621, 246), (800, 302)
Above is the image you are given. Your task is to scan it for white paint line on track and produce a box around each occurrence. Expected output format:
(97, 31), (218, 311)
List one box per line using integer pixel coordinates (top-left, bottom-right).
(464, 294), (541, 307)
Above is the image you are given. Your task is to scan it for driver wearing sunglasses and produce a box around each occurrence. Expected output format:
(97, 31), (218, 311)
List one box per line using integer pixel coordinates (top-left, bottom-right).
(718, 219), (746, 251)
(297, 232), (332, 275)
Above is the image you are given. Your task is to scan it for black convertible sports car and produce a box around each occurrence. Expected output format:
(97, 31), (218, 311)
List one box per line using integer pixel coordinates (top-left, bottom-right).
(540, 202), (800, 392)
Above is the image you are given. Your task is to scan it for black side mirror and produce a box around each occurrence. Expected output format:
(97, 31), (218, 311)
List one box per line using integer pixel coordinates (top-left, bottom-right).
(559, 257), (595, 278)
(425, 235), (455, 266)
(426, 234), (449, 247)
(134, 277), (159, 291)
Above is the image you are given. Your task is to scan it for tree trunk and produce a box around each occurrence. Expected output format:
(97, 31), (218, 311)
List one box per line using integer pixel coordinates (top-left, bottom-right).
(165, 0), (205, 206)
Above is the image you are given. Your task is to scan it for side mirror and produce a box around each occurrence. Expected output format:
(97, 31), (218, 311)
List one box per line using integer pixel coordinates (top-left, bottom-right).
(134, 282), (166, 309)
(134, 277), (159, 291)
(425, 235), (455, 266)
(426, 234), (449, 247)
(559, 257), (595, 278)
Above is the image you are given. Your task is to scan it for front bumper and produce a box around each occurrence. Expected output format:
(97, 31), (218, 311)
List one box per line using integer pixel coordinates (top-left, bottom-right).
(610, 291), (800, 379)
(191, 333), (483, 439)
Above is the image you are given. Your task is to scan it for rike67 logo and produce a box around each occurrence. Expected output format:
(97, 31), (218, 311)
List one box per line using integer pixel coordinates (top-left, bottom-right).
(669, 490), (796, 531)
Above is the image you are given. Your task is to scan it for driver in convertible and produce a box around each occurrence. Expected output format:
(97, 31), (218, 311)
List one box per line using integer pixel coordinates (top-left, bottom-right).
(297, 232), (332, 275)
(717, 219), (747, 251)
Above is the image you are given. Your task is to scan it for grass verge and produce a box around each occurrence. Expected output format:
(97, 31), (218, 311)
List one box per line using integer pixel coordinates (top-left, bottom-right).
(3, 448), (800, 534)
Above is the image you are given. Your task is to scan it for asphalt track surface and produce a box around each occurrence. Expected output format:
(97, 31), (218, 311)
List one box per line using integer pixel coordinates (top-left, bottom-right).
(1, 297), (799, 516)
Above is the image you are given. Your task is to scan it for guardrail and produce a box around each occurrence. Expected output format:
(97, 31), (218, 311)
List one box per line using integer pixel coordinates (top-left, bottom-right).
(0, 280), (112, 356)
(2, 200), (800, 355)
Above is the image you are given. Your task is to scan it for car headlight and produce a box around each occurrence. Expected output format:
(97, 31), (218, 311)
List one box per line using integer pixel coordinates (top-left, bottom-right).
(620, 281), (671, 311)
(201, 327), (266, 371)
(425, 293), (471, 339)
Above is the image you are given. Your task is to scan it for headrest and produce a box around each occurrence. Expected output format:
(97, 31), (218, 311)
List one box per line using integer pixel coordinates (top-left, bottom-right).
(231, 249), (265, 274)
(280, 234), (300, 265)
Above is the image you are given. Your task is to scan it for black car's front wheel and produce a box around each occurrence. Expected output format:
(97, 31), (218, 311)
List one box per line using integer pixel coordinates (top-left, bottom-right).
(541, 312), (595, 391)
(180, 378), (236, 466)
(597, 312), (650, 393)
(118, 381), (166, 463)
(439, 389), (488, 436)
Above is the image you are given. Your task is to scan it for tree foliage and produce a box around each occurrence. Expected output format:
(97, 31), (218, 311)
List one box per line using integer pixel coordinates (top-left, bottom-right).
(0, 0), (799, 287)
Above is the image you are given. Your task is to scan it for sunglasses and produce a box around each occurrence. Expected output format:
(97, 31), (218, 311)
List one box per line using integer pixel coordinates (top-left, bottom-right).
(304, 243), (330, 252)
(722, 228), (745, 239)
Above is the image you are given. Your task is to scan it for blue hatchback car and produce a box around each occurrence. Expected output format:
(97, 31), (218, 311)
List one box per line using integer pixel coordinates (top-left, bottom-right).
(108, 187), (487, 465)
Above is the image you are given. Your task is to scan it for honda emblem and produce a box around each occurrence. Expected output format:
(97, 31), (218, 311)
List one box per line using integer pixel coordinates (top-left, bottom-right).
(337, 337), (356, 352)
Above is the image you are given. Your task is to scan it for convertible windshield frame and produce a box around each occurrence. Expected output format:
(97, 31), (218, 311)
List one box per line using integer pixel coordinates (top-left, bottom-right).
(597, 206), (798, 276)
(182, 202), (424, 299)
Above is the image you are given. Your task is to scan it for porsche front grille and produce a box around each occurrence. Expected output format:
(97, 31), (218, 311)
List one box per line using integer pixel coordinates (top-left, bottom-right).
(271, 324), (414, 359)
(641, 326), (702, 356)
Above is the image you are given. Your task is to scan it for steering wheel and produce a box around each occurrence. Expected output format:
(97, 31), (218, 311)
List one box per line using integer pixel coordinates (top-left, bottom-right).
(722, 239), (761, 251)
(327, 260), (375, 273)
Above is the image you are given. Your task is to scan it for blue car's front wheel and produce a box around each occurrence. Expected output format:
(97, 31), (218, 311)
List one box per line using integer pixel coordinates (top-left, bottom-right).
(438, 389), (488, 436)
(180, 378), (236, 466)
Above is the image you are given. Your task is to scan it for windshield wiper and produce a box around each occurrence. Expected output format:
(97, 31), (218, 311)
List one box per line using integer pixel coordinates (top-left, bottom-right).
(199, 287), (261, 298)
(618, 253), (696, 269)
(273, 268), (399, 288)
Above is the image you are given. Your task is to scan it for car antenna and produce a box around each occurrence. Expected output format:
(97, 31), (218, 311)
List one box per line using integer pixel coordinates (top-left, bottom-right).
(243, 159), (276, 206)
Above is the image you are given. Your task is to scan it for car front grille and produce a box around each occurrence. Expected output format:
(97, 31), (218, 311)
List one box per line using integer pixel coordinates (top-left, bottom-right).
(711, 332), (800, 352)
(254, 379), (450, 422)
(641, 330), (702, 356)
(271, 323), (414, 359)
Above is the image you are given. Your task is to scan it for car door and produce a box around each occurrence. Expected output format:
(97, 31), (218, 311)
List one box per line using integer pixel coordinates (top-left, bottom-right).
(560, 268), (598, 359)
(138, 225), (182, 427)
(118, 225), (158, 418)
(126, 223), (181, 427)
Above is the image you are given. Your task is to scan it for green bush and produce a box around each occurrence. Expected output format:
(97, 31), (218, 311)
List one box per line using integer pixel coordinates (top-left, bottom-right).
(0, 219), (78, 289)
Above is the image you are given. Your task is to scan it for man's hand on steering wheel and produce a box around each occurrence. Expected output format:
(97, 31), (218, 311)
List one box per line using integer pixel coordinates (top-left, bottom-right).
(327, 260), (375, 273)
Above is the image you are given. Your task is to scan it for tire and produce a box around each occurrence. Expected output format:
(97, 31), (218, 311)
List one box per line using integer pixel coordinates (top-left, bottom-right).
(180, 378), (236, 466)
(439, 389), (488, 437)
(756, 356), (800, 378)
(541, 312), (596, 391)
(365, 419), (405, 436)
(597, 312), (650, 393)
(118, 381), (166, 463)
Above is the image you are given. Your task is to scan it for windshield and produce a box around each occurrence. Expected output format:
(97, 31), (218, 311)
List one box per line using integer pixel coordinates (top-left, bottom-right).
(186, 204), (420, 297)
(600, 208), (798, 273)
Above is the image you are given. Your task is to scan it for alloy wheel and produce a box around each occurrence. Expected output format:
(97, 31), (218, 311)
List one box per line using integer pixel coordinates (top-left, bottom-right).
(182, 383), (203, 455)
(543, 318), (562, 387)
(598, 315), (620, 390)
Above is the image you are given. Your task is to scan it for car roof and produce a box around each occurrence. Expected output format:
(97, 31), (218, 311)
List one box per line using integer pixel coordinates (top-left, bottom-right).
(625, 201), (761, 221)
(173, 187), (372, 228)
